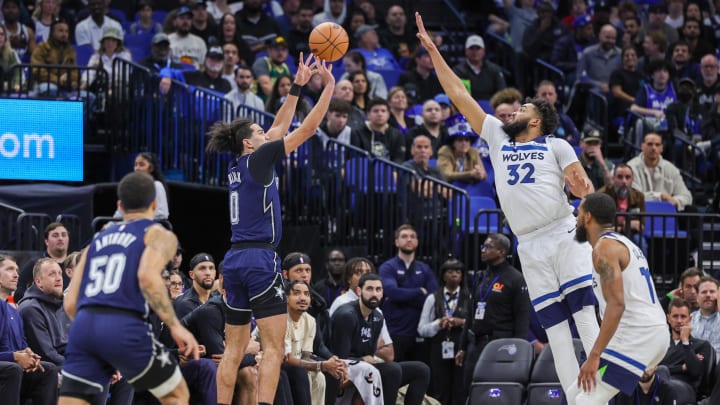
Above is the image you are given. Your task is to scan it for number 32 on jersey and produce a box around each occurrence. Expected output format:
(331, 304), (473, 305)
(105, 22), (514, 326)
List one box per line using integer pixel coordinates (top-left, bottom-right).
(506, 163), (536, 185)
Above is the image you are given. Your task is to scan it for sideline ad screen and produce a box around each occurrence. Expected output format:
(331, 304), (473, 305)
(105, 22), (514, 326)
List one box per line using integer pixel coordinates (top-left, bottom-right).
(0, 99), (84, 181)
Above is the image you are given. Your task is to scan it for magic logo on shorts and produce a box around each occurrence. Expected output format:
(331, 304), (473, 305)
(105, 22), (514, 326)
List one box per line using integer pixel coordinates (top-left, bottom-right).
(0, 99), (83, 181)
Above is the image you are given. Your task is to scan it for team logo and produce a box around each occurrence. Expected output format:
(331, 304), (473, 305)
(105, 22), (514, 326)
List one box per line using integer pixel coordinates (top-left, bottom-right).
(492, 282), (504, 292)
(498, 344), (517, 355)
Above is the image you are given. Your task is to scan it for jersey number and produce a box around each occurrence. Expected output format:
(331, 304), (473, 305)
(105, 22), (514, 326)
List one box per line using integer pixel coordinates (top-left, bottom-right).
(506, 163), (536, 185)
(639, 267), (656, 304)
(85, 253), (127, 297)
(230, 191), (239, 225)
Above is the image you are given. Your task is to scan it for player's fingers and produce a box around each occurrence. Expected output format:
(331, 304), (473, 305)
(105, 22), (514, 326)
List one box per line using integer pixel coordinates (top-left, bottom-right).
(415, 12), (425, 33)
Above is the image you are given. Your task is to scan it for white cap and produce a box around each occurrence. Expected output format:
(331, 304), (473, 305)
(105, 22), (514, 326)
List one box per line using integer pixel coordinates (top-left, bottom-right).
(465, 34), (485, 49)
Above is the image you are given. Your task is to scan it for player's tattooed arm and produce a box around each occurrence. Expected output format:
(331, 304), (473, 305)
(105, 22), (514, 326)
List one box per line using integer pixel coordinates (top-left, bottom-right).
(139, 225), (179, 327)
(594, 255), (616, 283)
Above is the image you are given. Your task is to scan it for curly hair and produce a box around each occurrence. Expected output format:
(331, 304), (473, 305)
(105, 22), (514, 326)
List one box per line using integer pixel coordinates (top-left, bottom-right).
(527, 97), (558, 135)
(205, 117), (255, 155)
(490, 87), (523, 110)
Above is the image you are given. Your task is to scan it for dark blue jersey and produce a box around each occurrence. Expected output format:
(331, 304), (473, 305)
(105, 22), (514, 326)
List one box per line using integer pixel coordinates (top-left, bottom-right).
(77, 219), (155, 316)
(229, 140), (286, 246)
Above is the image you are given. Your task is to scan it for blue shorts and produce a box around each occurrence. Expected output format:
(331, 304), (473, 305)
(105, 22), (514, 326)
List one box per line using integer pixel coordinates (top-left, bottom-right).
(222, 247), (287, 324)
(61, 309), (181, 399)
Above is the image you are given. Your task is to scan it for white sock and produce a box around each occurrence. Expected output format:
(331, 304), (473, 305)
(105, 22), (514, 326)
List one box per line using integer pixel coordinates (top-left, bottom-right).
(544, 320), (579, 405)
(571, 305), (600, 357)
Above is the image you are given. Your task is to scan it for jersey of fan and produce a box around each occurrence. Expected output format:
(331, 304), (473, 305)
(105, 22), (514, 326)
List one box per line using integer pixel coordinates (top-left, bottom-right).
(480, 115), (576, 235)
(77, 218), (154, 316)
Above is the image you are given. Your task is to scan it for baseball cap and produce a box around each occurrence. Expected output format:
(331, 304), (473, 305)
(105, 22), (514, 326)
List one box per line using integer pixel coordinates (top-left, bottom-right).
(465, 34), (485, 49)
(354, 24), (378, 40)
(581, 127), (602, 143)
(101, 26), (123, 42)
(573, 14), (592, 29)
(176, 6), (192, 17)
(434, 93), (450, 106)
(152, 32), (170, 45)
(207, 46), (224, 59)
(188, 253), (214, 270)
(266, 36), (288, 48)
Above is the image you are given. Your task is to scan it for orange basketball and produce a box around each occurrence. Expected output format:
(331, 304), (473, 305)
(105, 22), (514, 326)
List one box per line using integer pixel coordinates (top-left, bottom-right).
(309, 22), (349, 62)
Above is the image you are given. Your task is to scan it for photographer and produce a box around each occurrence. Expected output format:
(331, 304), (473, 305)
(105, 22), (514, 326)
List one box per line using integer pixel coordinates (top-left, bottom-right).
(576, 127), (614, 194)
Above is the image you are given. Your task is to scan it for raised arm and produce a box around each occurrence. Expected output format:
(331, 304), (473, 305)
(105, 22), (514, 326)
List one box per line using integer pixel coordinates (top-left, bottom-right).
(283, 58), (335, 154)
(578, 239), (626, 392)
(266, 52), (314, 142)
(415, 12), (487, 131)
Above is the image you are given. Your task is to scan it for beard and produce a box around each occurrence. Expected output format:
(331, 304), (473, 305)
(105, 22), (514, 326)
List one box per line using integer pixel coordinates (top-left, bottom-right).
(399, 247), (415, 255)
(639, 372), (654, 383)
(575, 224), (588, 243)
(361, 295), (380, 310)
(614, 185), (629, 199)
(199, 279), (214, 290)
(501, 119), (529, 139)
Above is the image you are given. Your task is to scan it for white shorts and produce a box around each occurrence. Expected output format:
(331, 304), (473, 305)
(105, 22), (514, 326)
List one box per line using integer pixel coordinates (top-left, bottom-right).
(517, 215), (596, 327)
(601, 324), (669, 393)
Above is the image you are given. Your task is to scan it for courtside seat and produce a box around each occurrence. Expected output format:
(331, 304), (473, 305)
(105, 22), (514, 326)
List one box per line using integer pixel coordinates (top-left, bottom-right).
(467, 338), (534, 404)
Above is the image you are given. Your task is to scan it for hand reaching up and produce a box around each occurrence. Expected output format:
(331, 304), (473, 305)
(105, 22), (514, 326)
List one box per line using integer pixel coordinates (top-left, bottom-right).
(294, 52), (316, 86)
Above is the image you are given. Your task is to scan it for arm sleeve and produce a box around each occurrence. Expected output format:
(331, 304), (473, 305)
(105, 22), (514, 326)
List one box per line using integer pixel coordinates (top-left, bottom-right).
(379, 263), (425, 303)
(247, 139), (286, 185)
(682, 343), (704, 379)
(667, 165), (693, 209)
(550, 137), (580, 170)
(302, 316), (316, 354)
(330, 310), (354, 359)
(417, 294), (441, 338)
(19, 306), (64, 365)
(313, 322), (333, 360)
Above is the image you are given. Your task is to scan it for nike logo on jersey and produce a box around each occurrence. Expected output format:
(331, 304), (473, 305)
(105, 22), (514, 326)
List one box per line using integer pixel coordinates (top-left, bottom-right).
(567, 226), (576, 233)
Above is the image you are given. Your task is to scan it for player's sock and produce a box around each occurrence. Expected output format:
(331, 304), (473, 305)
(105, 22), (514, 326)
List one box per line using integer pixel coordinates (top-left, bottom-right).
(545, 320), (579, 405)
(571, 305), (600, 357)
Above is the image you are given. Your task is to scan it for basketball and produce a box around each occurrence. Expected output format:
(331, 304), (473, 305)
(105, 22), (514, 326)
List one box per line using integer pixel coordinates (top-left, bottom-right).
(309, 22), (349, 62)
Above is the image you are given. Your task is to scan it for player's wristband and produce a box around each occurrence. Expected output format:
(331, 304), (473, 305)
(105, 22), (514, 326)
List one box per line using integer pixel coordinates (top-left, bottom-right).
(289, 83), (302, 97)
(316, 361), (322, 372)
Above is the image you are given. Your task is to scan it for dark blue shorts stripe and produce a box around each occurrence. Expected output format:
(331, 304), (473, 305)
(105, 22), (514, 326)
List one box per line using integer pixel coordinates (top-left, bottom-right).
(536, 301), (572, 329)
(599, 358), (641, 395)
(565, 286), (597, 313)
(531, 290), (562, 307)
(559, 274), (593, 292)
(603, 349), (646, 372)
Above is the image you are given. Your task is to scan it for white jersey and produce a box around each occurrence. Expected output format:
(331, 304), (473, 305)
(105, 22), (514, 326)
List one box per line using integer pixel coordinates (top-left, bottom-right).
(593, 232), (667, 330)
(481, 115), (575, 235)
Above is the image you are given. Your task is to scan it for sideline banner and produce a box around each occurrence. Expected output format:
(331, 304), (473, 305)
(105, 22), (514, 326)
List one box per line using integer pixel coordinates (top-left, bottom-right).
(0, 98), (83, 181)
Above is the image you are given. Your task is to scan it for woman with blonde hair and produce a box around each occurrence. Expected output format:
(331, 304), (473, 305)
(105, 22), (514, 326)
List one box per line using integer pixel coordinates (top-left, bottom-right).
(0, 24), (22, 92)
(32, 0), (59, 43)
